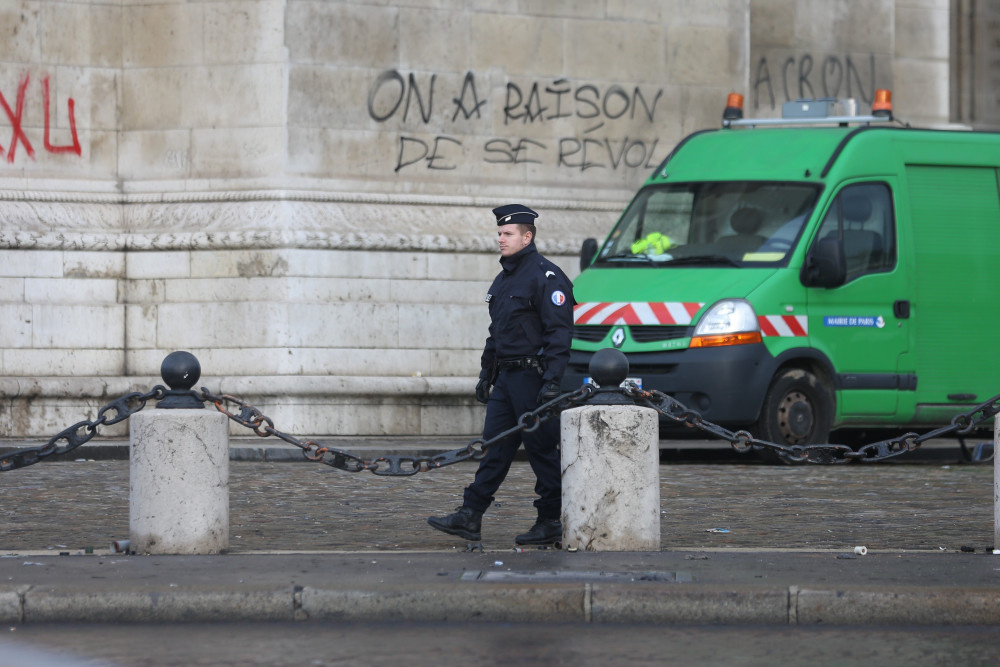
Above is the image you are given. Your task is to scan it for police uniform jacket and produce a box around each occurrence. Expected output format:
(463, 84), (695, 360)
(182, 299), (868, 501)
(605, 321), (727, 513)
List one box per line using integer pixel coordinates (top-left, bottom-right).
(480, 242), (575, 385)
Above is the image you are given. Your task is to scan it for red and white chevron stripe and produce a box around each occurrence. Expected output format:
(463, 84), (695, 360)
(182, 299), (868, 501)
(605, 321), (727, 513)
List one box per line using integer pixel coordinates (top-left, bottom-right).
(574, 301), (703, 326)
(758, 315), (808, 337)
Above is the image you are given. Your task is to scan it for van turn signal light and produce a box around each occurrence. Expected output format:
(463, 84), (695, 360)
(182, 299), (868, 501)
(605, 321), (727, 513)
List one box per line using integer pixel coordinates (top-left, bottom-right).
(689, 331), (762, 348)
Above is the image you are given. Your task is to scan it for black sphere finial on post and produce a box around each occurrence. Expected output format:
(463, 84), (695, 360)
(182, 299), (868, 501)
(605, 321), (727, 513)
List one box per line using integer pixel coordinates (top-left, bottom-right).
(157, 351), (205, 409)
(587, 348), (633, 405)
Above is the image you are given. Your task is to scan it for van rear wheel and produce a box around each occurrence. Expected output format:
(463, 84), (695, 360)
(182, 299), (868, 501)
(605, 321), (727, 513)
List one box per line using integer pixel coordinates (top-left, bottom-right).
(752, 368), (833, 464)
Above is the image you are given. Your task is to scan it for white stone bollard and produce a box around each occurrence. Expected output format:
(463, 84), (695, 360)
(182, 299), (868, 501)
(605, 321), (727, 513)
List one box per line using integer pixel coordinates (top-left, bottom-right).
(130, 408), (230, 554)
(561, 404), (660, 551)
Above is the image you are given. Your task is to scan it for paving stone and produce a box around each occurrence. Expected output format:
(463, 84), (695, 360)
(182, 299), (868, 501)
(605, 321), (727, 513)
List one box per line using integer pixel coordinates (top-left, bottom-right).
(1, 460), (993, 553)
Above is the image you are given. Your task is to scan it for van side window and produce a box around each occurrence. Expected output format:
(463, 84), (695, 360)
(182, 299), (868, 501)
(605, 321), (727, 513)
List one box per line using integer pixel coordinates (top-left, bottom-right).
(815, 183), (896, 282)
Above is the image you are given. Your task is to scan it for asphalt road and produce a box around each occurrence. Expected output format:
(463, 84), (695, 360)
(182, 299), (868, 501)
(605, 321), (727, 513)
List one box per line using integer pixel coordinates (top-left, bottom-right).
(4, 621), (1000, 666)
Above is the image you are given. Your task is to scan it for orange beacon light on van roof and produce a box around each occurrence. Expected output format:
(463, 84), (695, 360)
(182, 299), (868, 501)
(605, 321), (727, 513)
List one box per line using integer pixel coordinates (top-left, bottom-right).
(872, 89), (892, 117)
(723, 93), (744, 121)
(722, 89), (894, 127)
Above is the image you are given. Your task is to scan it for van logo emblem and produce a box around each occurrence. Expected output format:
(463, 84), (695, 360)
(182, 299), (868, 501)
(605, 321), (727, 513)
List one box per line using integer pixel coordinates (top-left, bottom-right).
(612, 327), (626, 348)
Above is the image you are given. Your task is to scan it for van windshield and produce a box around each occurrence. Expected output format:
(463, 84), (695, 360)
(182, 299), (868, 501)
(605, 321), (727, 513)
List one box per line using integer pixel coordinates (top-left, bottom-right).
(594, 182), (821, 267)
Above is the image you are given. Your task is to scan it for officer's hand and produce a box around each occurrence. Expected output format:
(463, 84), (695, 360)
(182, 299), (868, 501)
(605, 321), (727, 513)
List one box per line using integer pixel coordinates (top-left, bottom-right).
(536, 381), (561, 406)
(475, 378), (491, 404)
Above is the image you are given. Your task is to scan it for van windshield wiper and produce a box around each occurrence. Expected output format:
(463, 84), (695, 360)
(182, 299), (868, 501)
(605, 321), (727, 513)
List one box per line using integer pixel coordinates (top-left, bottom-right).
(597, 253), (658, 265)
(665, 254), (741, 267)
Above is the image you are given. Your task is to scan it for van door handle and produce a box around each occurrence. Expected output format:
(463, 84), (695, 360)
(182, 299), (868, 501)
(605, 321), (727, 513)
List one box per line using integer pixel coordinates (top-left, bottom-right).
(893, 300), (910, 319)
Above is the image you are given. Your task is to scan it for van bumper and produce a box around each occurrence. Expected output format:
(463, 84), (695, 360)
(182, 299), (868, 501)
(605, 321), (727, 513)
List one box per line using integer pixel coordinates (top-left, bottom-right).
(561, 344), (776, 426)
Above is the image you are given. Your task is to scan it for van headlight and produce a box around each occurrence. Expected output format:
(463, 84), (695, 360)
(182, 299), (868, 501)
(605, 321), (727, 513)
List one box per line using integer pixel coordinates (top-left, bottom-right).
(690, 299), (762, 348)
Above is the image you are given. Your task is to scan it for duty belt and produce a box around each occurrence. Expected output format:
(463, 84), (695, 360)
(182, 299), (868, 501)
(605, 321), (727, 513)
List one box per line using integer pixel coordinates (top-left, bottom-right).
(497, 356), (541, 370)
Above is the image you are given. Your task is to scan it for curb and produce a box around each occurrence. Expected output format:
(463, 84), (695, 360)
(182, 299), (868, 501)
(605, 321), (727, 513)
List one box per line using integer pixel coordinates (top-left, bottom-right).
(4, 584), (999, 625)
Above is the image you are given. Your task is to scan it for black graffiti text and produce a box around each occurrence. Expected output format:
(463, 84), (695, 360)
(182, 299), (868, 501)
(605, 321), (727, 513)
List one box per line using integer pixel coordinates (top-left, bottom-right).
(396, 135), (663, 172)
(753, 53), (877, 110)
(368, 70), (664, 127)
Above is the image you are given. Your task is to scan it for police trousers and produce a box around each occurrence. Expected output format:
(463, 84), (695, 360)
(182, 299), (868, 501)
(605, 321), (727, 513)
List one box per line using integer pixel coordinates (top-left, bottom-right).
(463, 367), (561, 519)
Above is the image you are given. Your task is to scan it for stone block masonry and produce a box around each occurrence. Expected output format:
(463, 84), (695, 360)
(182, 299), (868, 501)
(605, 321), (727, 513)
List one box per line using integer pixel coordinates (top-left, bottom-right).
(0, 1), (962, 436)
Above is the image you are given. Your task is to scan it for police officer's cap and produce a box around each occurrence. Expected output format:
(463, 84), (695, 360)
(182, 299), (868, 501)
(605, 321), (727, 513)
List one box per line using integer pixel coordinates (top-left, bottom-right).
(493, 204), (538, 226)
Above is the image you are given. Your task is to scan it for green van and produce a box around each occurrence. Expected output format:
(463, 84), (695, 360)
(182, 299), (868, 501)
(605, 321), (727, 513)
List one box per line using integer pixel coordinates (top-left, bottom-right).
(565, 91), (1000, 447)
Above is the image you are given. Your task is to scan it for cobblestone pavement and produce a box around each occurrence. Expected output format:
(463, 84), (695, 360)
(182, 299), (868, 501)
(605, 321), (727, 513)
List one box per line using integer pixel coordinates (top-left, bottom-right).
(2, 460), (994, 553)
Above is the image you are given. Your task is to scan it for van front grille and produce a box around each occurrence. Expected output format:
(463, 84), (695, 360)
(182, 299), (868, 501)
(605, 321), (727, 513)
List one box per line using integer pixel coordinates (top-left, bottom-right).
(573, 325), (611, 343)
(574, 325), (690, 344)
(629, 326), (690, 343)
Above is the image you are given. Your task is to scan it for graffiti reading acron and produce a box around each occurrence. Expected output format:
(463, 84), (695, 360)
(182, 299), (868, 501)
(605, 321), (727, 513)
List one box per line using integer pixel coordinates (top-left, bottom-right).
(0, 73), (82, 163)
(752, 53), (878, 110)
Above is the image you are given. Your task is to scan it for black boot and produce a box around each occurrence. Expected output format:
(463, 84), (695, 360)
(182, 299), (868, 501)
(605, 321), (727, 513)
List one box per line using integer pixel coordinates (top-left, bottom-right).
(515, 517), (562, 545)
(427, 506), (483, 541)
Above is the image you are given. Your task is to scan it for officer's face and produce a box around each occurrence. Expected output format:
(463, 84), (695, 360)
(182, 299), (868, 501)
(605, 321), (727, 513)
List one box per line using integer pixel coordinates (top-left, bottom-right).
(497, 224), (531, 257)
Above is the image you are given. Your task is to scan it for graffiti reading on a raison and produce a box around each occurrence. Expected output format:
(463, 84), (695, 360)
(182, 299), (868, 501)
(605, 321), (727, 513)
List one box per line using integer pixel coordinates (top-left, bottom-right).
(367, 70), (667, 173)
(0, 73), (81, 163)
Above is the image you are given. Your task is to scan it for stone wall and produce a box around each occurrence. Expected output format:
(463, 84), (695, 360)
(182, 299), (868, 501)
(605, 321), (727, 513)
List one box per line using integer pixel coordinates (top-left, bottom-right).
(952, 0), (1000, 129)
(0, 1), (958, 437)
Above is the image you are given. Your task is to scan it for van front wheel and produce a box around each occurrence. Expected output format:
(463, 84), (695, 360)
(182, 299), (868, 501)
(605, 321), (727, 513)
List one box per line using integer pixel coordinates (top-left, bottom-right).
(752, 368), (833, 462)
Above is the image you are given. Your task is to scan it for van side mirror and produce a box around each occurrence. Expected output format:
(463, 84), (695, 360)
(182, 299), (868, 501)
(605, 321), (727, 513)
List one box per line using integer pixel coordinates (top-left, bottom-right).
(580, 238), (598, 272)
(801, 237), (846, 288)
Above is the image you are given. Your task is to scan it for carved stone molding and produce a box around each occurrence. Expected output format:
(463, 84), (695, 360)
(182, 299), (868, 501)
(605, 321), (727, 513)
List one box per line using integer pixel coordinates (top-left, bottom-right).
(0, 190), (621, 254)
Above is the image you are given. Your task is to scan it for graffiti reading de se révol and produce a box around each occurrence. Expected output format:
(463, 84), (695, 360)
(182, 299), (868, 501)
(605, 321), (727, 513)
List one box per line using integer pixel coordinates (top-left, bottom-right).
(367, 70), (667, 173)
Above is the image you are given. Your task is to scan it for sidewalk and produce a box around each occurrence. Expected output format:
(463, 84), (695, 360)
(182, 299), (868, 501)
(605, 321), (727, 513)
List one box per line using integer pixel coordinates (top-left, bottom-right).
(1, 437), (998, 626)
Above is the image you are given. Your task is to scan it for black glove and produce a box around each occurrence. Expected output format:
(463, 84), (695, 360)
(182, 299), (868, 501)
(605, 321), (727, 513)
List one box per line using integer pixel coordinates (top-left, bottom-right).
(536, 380), (561, 406)
(475, 378), (491, 404)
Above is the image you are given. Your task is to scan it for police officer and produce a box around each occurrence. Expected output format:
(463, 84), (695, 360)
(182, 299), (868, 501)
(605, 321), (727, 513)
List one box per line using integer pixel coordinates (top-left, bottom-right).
(427, 204), (574, 545)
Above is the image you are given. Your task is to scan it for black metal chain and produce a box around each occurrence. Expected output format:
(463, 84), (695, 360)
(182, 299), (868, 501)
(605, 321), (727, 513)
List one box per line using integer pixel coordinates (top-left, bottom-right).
(626, 385), (1000, 465)
(199, 386), (594, 476)
(0, 386), (166, 472)
(3, 382), (998, 473)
